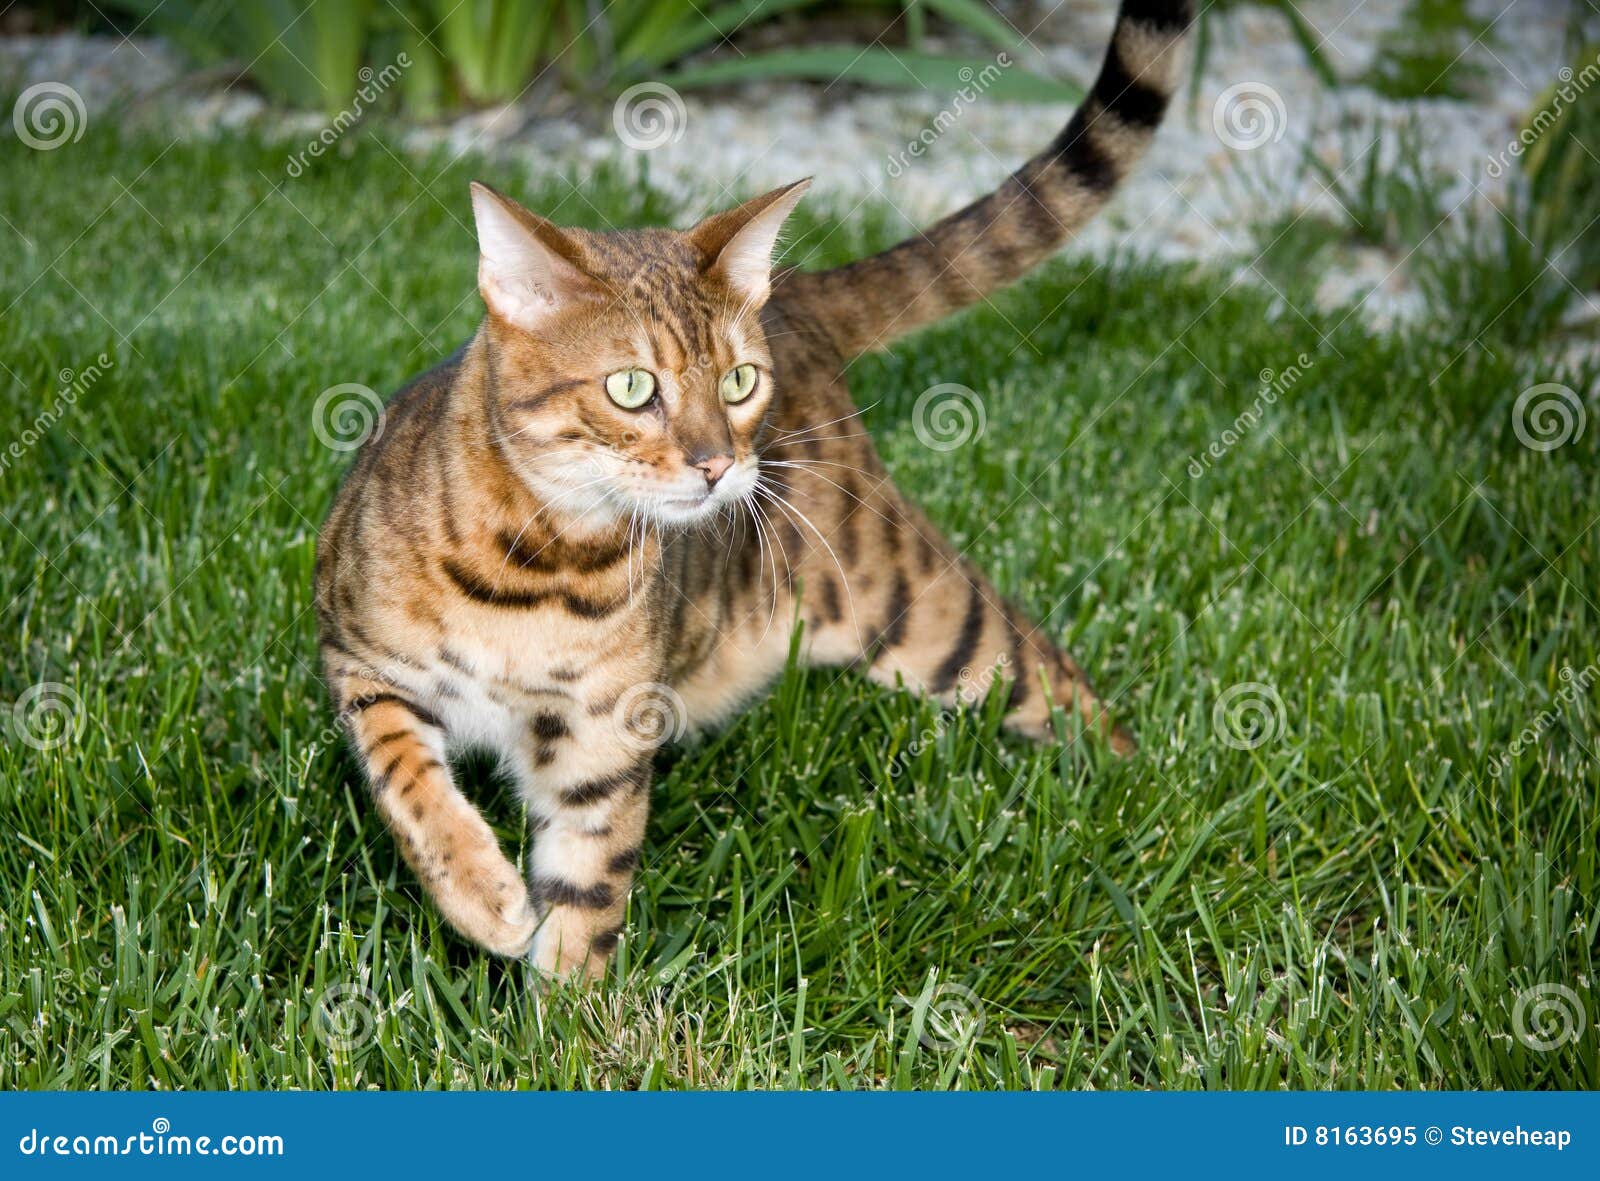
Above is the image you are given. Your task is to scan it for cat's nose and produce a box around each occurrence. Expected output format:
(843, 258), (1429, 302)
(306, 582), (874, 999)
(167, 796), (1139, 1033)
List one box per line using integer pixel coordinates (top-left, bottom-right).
(694, 453), (734, 488)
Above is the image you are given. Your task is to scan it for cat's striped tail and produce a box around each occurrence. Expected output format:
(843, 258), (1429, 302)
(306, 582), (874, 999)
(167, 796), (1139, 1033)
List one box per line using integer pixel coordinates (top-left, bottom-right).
(783, 0), (1193, 359)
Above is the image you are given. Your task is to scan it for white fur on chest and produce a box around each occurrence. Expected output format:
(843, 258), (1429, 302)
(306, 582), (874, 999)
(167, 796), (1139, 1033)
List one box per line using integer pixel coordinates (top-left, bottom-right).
(428, 604), (653, 753)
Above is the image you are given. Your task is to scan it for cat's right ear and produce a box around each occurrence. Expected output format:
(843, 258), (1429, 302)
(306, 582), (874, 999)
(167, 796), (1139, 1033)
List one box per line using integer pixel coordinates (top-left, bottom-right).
(469, 182), (604, 332)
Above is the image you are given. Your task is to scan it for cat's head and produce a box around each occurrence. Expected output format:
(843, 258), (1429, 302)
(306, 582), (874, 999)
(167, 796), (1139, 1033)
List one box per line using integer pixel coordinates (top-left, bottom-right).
(468, 179), (809, 528)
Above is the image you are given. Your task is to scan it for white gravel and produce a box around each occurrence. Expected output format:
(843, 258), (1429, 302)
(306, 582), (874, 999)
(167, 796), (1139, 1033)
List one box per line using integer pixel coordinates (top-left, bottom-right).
(0, 1), (1586, 328)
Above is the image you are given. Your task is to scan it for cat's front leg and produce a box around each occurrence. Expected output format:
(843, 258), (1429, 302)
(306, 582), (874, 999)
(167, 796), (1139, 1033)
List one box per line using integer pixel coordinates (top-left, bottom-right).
(527, 793), (648, 980)
(515, 709), (652, 981)
(334, 674), (538, 956)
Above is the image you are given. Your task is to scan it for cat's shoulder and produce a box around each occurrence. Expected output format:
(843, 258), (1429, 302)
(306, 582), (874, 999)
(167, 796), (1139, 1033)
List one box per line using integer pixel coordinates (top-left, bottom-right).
(385, 339), (470, 420)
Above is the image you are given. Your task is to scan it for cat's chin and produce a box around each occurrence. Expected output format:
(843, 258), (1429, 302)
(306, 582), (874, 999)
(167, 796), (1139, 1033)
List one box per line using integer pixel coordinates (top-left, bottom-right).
(640, 493), (734, 528)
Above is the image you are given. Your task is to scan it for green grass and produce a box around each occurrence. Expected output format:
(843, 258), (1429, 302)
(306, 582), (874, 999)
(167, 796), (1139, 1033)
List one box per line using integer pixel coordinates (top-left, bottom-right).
(1, 127), (1597, 1090)
(1361, 0), (1494, 100)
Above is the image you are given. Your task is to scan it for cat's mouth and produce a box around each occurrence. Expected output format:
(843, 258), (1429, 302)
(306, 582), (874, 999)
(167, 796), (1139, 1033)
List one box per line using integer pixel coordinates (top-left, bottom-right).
(651, 493), (715, 514)
(516, 454), (755, 528)
(637, 463), (758, 526)
(644, 488), (742, 525)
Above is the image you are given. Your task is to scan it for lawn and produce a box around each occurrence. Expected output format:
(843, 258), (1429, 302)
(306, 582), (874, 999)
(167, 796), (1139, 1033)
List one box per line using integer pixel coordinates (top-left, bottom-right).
(1, 126), (1596, 1090)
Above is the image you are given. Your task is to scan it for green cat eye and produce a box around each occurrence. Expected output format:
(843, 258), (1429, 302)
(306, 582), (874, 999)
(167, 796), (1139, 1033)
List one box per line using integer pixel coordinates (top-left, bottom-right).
(720, 364), (758, 404)
(605, 368), (657, 409)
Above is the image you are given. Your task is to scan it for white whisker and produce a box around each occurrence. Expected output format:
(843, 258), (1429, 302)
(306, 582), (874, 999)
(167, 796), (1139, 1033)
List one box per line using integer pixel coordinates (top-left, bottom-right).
(768, 401), (880, 443)
(753, 477), (860, 648)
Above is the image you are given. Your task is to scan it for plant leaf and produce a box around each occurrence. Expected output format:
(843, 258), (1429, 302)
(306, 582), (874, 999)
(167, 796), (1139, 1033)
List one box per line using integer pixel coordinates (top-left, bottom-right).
(919, 0), (1023, 52)
(667, 46), (1083, 103)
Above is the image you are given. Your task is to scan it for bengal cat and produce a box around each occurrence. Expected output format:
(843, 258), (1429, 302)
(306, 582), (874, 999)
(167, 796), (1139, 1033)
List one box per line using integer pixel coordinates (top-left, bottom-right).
(315, 0), (1192, 979)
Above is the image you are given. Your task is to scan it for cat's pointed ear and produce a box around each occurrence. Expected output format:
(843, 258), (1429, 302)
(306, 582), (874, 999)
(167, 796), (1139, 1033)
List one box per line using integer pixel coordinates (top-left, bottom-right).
(689, 178), (811, 305)
(469, 181), (604, 332)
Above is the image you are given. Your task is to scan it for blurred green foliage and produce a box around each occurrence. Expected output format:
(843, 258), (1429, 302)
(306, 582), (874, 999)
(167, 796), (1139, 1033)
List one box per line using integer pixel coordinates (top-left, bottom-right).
(1362, 0), (1492, 100)
(98, 0), (1079, 115)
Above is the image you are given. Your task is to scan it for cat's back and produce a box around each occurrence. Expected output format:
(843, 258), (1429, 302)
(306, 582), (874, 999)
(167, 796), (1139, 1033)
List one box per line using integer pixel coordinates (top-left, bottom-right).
(319, 342), (466, 536)
(313, 341), (473, 639)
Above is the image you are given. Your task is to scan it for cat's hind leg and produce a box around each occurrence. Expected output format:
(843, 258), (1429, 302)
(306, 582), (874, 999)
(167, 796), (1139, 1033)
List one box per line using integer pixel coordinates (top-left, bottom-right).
(792, 480), (1135, 753)
(866, 553), (1134, 753)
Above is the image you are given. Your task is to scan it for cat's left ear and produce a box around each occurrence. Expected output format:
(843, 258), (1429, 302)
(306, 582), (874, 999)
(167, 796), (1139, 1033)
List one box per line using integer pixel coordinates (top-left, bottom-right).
(689, 179), (811, 305)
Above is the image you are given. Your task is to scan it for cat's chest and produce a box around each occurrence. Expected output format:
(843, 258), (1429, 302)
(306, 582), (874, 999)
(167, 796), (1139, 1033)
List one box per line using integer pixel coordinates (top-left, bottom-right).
(426, 596), (662, 750)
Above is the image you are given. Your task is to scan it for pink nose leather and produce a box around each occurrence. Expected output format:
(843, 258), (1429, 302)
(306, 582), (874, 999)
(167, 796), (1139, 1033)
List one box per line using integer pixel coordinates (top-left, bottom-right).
(696, 454), (734, 487)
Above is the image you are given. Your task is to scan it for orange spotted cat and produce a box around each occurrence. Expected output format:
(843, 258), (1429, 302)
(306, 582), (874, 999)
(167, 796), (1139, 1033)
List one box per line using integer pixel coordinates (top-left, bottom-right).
(316, 0), (1193, 979)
